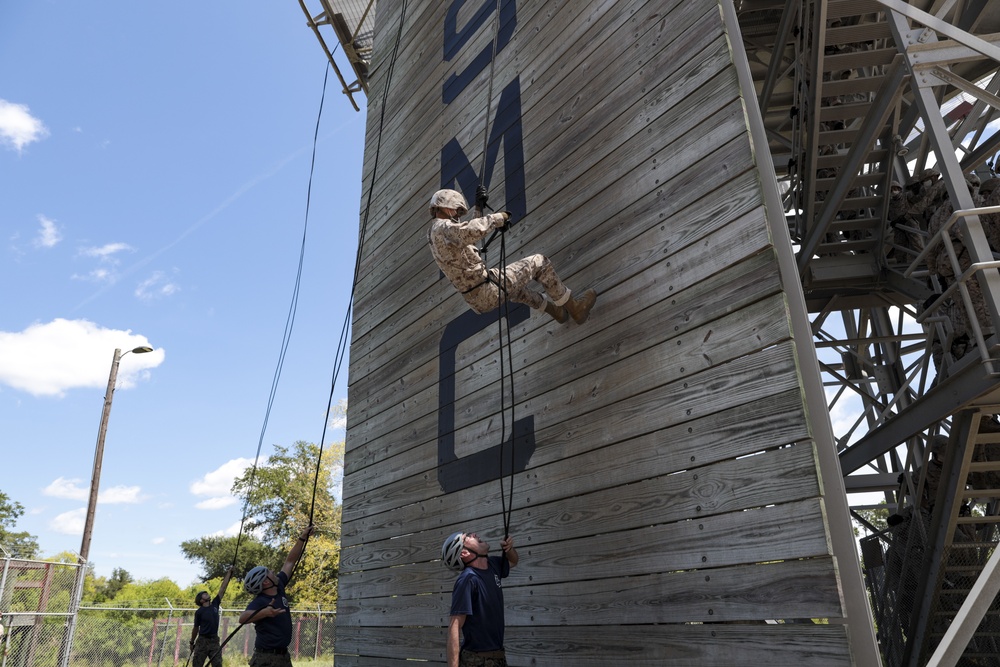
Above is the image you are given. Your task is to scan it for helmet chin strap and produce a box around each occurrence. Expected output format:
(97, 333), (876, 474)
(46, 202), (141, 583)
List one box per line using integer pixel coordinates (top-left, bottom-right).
(462, 548), (488, 565)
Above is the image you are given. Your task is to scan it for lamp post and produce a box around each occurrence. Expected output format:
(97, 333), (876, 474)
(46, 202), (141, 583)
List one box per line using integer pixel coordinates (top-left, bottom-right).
(78, 345), (153, 562)
(61, 345), (153, 667)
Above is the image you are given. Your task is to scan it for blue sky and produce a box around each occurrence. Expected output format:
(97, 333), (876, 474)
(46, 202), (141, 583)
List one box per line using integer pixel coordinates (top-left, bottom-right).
(1, 2), (365, 585)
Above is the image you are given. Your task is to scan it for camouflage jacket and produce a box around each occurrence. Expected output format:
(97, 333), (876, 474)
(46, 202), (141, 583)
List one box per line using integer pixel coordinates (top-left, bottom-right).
(428, 211), (507, 293)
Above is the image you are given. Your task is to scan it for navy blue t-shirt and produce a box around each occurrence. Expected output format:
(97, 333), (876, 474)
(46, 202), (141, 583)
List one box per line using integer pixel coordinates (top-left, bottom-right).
(449, 556), (510, 652)
(244, 571), (292, 649)
(193, 594), (222, 636)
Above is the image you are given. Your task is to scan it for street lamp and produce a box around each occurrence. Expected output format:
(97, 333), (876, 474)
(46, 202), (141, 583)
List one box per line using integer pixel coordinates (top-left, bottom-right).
(79, 346), (154, 562)
(61, 345), (154, 667)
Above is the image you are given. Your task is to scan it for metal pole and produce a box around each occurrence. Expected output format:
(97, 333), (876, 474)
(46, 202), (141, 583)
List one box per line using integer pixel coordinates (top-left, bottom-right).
(80, 348), (122, 563)
(156, 598), (172, 667)
(720, 1), (884, 664)
(59, 348), (122, 667)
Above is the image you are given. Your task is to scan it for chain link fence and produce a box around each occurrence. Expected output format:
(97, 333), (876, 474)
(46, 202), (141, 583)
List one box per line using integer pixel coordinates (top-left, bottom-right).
(861, 508), (1000, 666)
(0, 554), (335, 667)
(0, 553), (80, 667)
(72, 605), (335, 667)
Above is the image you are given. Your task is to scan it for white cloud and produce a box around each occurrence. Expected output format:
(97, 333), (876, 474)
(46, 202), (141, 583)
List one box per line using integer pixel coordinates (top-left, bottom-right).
(71, 243), (134, 284)
(79, 242), (133, 260)
(99, 485), (144, 504)
(49, 508), (86, 535)
(72, 267), (115, 284)
(151, 537), (165, 545)
(327, 397), (348, 432)
(43, 477), (144, 504)
(195, 497), (237, 510)
(43, 477), (88, 501)
(34, 215), (62, 248)
(210, 521), (243, 538)
(190, 458), (253, 510)
(0, 99), (49, 153)
(135, 271), (180, 301)
(0, 319), (162, 397)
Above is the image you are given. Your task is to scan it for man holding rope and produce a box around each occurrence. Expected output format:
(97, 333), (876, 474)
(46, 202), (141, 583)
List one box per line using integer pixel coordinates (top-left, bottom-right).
(442, 531), (519, 667)
(239, 525), (314, 666)
(189, 565), (234, 667)
(428, 188), (597, 324)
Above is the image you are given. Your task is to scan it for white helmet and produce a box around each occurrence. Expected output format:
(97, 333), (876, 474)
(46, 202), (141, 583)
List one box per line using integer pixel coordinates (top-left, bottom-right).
(441, 532), (467, 571)
(243, 566), (269, 594)
(429, 189), (468, 217)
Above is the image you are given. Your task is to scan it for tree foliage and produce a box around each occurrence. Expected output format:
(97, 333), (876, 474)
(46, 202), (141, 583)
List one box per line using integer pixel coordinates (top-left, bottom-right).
(181, 437), (343, 606)
(0, 489), (39, 558)
(231, 440), (343, 546)
(180, 534), (279, 582)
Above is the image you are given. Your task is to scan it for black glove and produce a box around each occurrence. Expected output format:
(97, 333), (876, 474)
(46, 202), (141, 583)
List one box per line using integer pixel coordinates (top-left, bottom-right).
(475, 185), (489, 210)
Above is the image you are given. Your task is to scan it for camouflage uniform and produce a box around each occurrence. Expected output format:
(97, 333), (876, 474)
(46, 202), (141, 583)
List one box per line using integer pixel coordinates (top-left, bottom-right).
(926, 174), (993, 359)
(429, 213), (571, 314)
(249, 650), (292, 667)
(460, 648), (507, 667)
(191, 635), (222, 667)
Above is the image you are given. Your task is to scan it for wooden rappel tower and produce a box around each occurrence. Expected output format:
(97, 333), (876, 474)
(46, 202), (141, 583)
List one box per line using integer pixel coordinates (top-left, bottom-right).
(302, 0), (1000, 664)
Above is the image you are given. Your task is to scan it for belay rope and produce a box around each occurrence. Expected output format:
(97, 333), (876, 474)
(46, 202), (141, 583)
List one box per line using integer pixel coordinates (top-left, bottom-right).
(206, 0), (410, 659)
(480, 228), (517, 542)
(477, 0), (518, 544)
(202, 56), (338, 666)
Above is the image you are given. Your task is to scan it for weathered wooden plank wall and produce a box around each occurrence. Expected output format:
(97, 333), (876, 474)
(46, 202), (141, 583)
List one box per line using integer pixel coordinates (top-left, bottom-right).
(338, 0), (858, 664)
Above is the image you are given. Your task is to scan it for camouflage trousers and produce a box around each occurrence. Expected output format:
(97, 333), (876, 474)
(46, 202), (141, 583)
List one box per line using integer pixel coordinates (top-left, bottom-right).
(460, 648), (508, 667)
(249, 649), (292, 667)
(463, 253), (570, 314)
(191, 635), (222, 667)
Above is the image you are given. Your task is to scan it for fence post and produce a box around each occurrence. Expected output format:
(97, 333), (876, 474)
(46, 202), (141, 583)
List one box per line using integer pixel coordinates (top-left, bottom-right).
(0, 549), (8, 667)
(58, 557), (86, 667)
(156, 598), (173, 667)
(0, 547), (11, 605)
(149, 620), (159, 667)
(315, 605), (322, 660)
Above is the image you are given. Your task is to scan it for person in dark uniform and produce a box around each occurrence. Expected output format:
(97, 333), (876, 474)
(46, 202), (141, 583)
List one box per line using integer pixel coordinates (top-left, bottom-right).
(189, 566), (234, 667)
(442, 531), (519, 667)
(239, 525), (314, 667)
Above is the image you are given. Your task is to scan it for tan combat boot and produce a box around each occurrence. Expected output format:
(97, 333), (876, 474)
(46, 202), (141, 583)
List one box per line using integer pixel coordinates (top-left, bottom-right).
(544, 300), (568, 324)
(564, 289), (597, 324)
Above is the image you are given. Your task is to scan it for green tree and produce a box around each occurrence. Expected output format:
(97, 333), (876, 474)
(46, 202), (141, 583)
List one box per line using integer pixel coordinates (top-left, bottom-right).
(0, 489), (39, 558)
(292, 531), (340, 607)
(231, 440), (343, 546)
(96, 567), (134, 601)
(180, 534), (279, 581)
(227, 438), (343, 605)
(852, 503), (890, 536)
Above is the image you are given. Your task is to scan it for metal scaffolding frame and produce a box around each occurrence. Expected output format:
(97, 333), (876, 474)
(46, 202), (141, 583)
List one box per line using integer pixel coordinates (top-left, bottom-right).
(737, 0), (1000, 663)
(297, 0), (376, 111)
(298, 0), (1000, 662)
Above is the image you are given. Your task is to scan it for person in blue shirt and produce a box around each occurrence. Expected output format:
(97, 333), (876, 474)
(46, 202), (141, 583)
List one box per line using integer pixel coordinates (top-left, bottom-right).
(239, 525), (314, 667)
(189, 566), (234, 667)
(442, 531), (519, 667)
